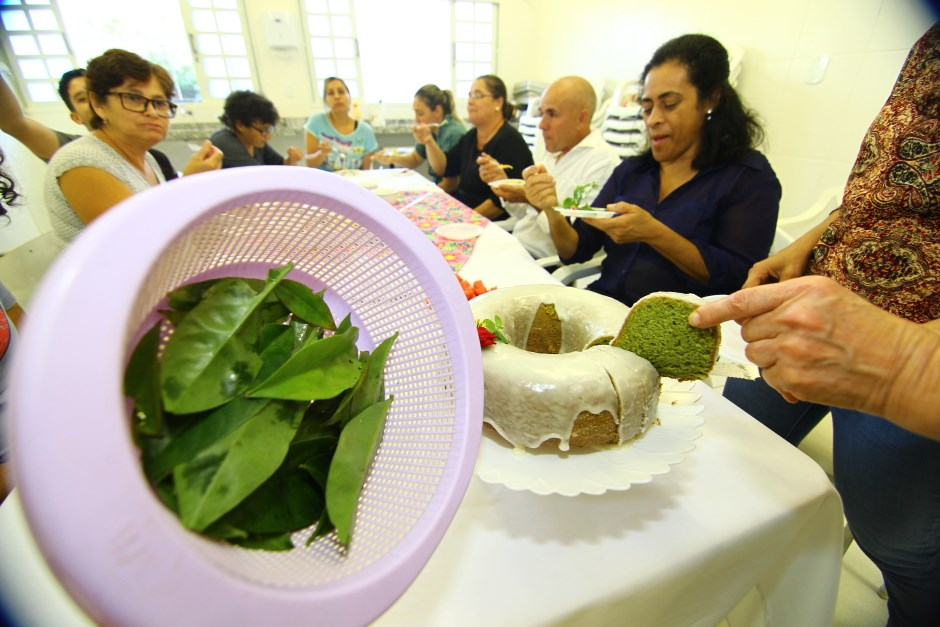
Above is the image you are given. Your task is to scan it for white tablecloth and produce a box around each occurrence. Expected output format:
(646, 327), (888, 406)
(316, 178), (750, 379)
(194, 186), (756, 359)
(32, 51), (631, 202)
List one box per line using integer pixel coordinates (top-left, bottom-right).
(0, 168), (844, 626)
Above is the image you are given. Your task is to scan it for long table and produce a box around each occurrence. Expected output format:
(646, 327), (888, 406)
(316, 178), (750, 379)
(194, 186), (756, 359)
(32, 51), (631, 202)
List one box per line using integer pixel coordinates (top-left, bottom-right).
(0, 168), (844, 626)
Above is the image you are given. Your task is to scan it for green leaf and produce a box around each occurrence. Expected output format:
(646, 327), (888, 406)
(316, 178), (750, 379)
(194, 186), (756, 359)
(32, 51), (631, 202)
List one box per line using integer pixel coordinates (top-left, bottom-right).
(256, 324), (295, 383)
(145, 396), (273, 482)
(276, 280), (336, 330)
(159, 309), (188, 327)
(161, 265), (291, 414)
(281, 430), (339, 476)
(219, 471), (323, 534)
(125, 323), (164, 437)
(336, 313), (353, 334)
(307, 505), (335, 545)
(299, 449), (335, 492)
(248, 325), (362, 401)
(326, 396), (393, 546)
(324, 333), (397, 428)
(229, 532), (295, 551)
(174, 399), (305, 531)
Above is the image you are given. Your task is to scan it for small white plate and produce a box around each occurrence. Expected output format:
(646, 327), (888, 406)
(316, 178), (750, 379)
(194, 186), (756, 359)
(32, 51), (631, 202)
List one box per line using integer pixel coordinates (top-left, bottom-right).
(488, 179), (526, 190)
(436, 223), (484, 240)
(554, 208), (618, 218)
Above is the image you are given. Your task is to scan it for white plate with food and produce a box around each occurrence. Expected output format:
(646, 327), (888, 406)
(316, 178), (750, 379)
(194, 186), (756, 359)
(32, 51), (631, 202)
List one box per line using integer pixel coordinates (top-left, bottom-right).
(436, 223), (484, 241)
(554, 208), (618, 218)
(488, 179), (526, 190)
(474, 379), (704, 496)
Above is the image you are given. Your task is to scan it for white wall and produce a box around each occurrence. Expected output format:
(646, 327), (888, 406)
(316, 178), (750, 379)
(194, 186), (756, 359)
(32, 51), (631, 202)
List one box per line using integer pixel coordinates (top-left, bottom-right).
(1, 0), (935, 253)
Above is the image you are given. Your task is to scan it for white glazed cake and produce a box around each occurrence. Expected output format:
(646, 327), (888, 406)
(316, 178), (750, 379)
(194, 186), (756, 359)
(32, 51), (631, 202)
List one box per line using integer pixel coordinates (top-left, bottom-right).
(470, 285), (660, 451)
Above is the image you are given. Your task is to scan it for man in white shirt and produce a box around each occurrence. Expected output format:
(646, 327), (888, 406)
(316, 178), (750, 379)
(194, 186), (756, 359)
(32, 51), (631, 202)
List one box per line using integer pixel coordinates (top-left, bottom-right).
(493, 76), (620, 259)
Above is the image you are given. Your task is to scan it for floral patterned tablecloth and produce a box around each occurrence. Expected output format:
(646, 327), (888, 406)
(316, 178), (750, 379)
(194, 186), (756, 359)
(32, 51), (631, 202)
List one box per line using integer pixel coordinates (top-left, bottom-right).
(384, 191), (489, 272)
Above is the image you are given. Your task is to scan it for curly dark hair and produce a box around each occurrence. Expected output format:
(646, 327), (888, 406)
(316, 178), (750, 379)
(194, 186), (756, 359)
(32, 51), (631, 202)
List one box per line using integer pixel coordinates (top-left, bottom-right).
(218, 90), (280, 129)
(641, 34), (765, 169)
(85, 49), (175, 130)
(0, 150), (19, 218)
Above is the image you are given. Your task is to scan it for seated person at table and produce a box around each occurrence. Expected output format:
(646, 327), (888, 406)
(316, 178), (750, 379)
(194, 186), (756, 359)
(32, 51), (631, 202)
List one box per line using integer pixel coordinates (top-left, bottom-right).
(304, 77), (378, 171)
(526, 34), (780, 305)
(374, 83), (466, 184)
(44, 49), (222, 247)
(0, 150), (22, 503)
(210, 90), (302, 168)
(0, 68), (189, 181)
(426, 75), (533, 219)
(494, 76), (620, 259)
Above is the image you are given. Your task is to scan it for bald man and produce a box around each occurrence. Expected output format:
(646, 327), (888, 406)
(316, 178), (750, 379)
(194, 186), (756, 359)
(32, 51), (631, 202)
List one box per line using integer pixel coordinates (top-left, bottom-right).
(493, 76), (620, 259)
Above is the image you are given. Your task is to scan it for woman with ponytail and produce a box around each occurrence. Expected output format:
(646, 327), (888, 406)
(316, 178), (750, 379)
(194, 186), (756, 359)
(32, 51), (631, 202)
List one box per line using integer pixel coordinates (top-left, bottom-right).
(375, 84), (466, 184)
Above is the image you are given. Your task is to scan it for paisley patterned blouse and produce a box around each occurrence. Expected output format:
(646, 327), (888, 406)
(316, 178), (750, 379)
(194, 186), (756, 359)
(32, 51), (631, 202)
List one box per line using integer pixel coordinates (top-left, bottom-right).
(809, 22), (940, 323)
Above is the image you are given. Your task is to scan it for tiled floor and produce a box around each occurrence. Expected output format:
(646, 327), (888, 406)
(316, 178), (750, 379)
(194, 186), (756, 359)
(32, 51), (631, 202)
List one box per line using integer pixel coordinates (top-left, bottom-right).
(0, 234), (891, 626)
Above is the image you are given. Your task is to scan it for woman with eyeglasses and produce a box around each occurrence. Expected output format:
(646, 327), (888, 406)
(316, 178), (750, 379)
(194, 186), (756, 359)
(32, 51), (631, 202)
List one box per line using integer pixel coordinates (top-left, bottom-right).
(425, 74), (533, 219)
(210, 90), (302, 168)
(44, 48), (222, 246)
(304, 77), (378, 171)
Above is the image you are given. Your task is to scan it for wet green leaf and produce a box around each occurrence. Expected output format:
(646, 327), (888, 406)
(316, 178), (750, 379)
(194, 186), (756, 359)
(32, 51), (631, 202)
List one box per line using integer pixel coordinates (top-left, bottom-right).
(324, 333), (397, 428)
(161, 265), (291, 414)
(174, 399), (305, 531)
(276, 280), (336, 330)
(229, 532), (295, 551)
(248, 325), (362, 401)
(124, 323), (163, 437)
(326, 396), (393, 546)
(145, 397), (272, 482)
(219, 471), (323, 534)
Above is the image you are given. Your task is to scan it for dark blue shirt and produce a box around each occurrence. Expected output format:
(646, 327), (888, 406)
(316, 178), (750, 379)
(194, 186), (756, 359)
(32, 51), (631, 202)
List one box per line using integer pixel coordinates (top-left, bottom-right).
(563, 149), (781, 305)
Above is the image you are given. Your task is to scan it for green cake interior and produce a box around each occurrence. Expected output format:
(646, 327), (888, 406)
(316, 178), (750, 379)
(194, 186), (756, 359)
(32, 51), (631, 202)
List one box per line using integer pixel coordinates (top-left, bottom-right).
(612, 297), (719, 380)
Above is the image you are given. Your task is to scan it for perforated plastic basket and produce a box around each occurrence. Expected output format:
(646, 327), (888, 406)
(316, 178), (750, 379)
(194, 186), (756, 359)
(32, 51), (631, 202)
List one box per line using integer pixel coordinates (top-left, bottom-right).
(8, 167), (482, 626)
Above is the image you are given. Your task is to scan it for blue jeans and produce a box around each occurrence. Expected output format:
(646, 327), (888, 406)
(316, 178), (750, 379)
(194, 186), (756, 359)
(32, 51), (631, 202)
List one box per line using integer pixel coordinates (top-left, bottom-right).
(725, 379), (940, 626)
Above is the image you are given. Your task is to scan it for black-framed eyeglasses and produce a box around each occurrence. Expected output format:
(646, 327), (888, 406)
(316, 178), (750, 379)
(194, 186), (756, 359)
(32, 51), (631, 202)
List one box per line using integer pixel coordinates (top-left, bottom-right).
(107, 92), (178, 118)
(251, 124), (275, 135)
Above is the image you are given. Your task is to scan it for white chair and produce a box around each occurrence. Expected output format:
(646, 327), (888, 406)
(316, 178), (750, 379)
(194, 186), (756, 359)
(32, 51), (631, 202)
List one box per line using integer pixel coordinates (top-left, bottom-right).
(518, 97), (541, 155)
(772, 185), (843, 253)
(533, 251), (606, 286)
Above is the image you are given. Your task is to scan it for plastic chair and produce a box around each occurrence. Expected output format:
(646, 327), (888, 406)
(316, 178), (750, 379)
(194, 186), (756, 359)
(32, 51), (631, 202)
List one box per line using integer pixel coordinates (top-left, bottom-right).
(532, 251), (606, 286)
(772, 185), (843, 253)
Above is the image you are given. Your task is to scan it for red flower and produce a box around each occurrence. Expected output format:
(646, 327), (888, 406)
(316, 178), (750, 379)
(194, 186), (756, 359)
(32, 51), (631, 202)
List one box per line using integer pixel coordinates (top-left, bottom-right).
(478, 326), (497, 347)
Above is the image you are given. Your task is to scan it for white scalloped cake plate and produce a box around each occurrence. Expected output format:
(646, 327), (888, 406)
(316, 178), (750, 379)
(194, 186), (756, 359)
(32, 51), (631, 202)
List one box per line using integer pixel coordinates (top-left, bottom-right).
(474, 379), (705, 496)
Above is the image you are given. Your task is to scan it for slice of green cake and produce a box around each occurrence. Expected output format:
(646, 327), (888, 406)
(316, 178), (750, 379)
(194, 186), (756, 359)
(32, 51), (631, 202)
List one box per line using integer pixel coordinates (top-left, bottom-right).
(612, 294), (720, 380)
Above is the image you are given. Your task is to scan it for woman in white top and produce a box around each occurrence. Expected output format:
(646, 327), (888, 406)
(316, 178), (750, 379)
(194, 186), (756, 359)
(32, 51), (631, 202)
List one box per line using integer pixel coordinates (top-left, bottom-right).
(45, 48), (221, 245)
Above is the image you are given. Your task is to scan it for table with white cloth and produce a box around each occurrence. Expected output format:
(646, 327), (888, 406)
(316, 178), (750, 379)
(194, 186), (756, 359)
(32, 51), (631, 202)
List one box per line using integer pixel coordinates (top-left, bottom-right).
(0, 168), (845, 626)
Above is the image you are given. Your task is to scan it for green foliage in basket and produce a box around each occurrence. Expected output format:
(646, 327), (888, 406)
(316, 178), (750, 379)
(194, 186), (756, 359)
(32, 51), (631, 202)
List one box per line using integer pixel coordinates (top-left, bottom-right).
(125, 263), (396, 550)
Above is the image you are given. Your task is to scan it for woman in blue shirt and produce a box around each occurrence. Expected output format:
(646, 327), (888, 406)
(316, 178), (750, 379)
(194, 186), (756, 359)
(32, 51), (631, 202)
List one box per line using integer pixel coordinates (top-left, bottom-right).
(527, 34), (781, 305)
(304, 77), (378, 171)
